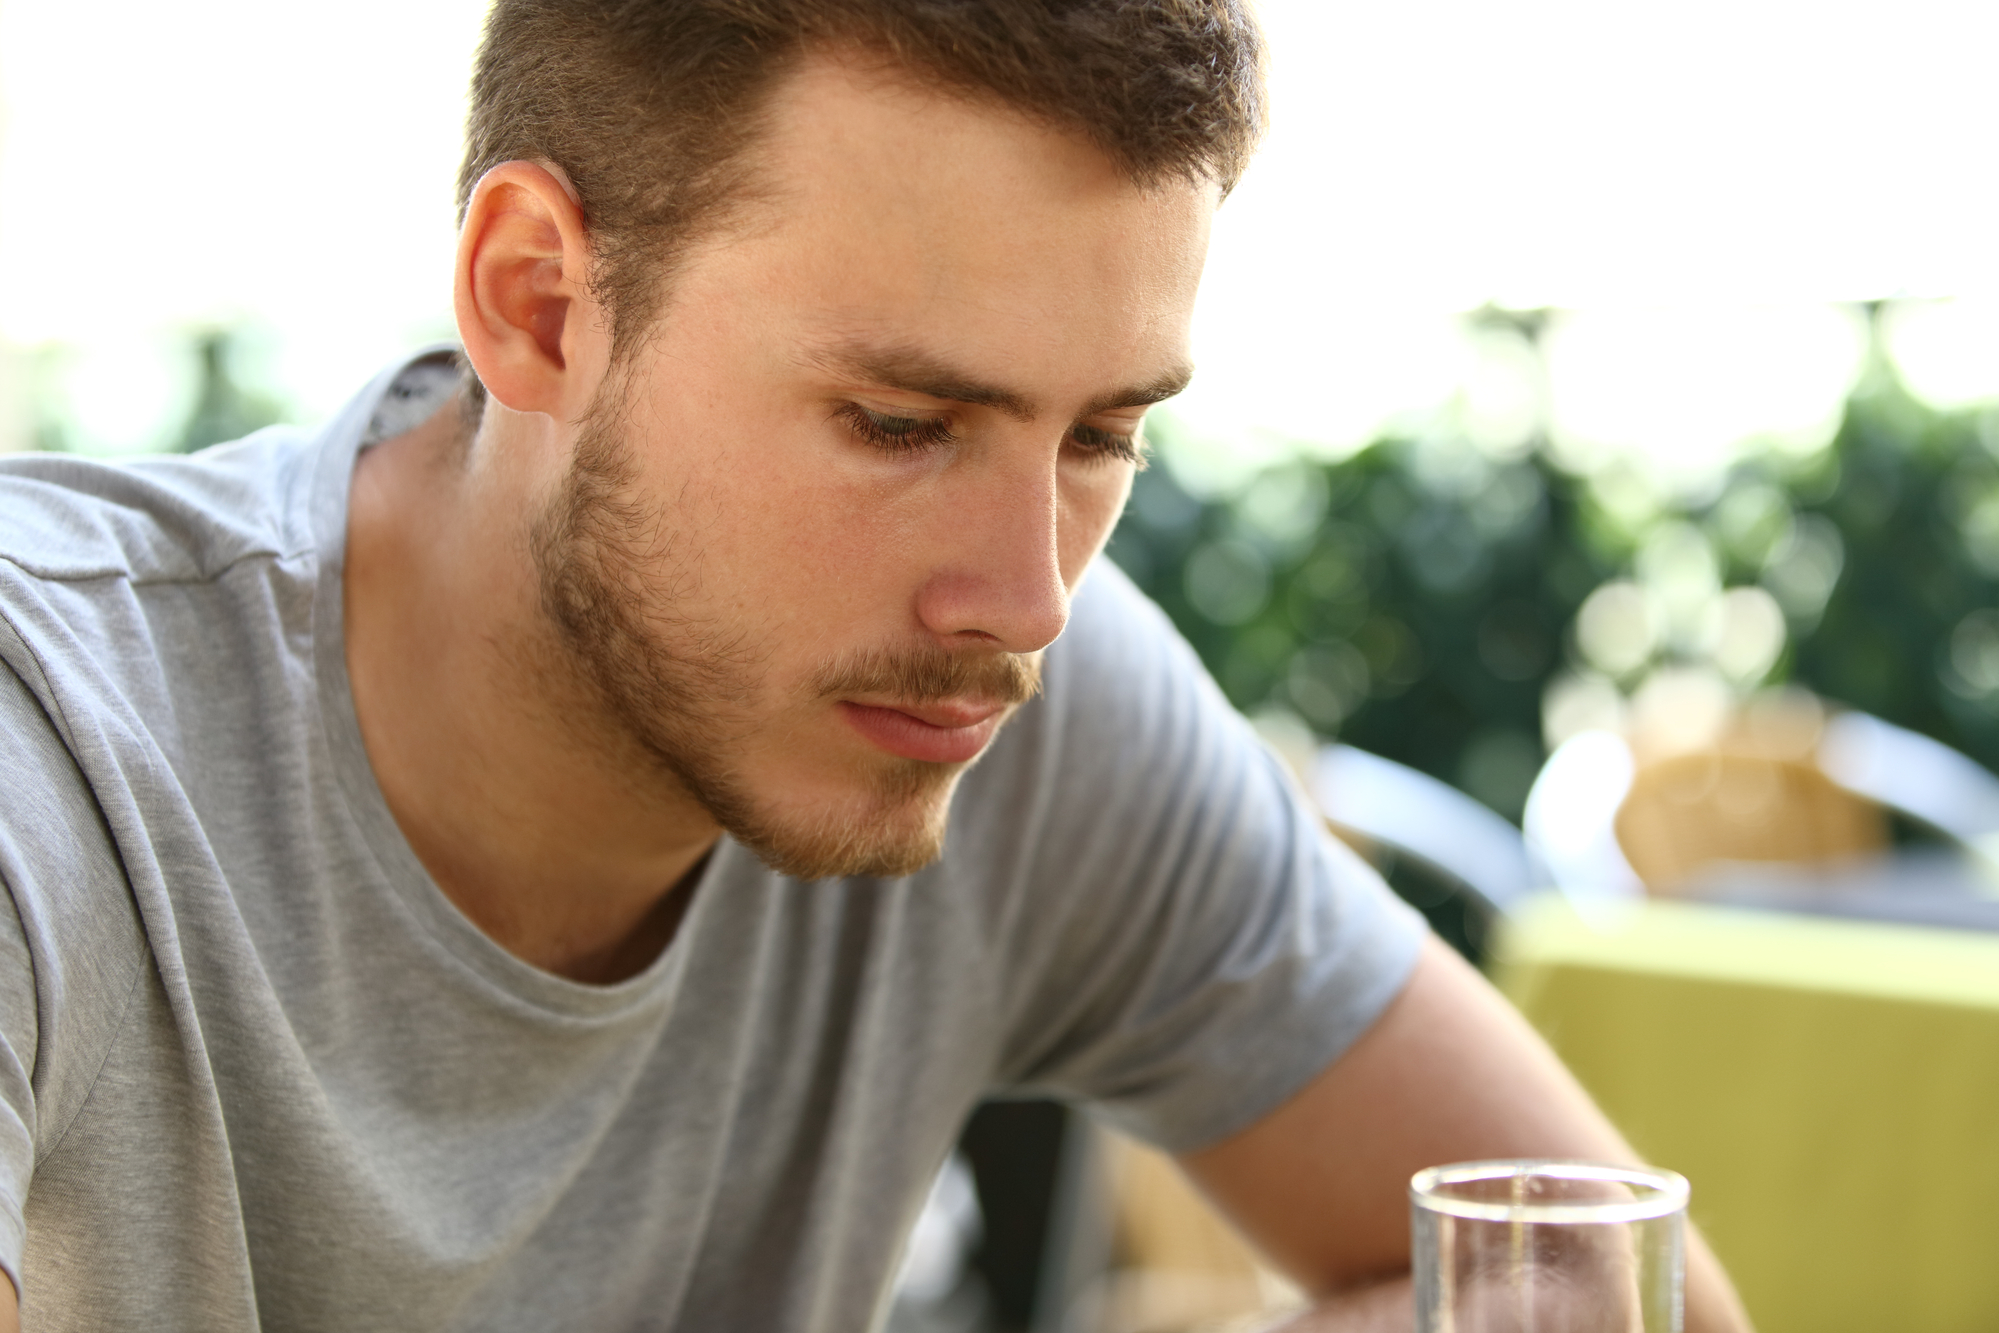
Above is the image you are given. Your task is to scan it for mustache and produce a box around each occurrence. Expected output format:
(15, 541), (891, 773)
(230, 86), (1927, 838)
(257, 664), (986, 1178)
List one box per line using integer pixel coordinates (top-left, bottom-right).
(813, 647), (1043, 708)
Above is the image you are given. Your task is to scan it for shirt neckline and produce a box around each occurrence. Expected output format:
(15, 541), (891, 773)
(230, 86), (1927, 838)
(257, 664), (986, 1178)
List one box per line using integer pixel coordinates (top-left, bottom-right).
(303, 347), (720, 1022)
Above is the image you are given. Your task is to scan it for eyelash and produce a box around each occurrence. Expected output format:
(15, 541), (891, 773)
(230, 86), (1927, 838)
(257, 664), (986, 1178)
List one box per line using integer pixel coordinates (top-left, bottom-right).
(836, 404), (1146, 466)
(837, 404), (957, 454)
(1069, 423), (1147, 467)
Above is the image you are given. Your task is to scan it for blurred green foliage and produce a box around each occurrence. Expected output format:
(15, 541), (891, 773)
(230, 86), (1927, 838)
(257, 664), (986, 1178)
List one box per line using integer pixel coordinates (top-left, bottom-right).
(1107, 319), (1999, 832)
(18, 328), (289, 456)
(174, 331), (288, 453)
(1790, 375), (1999, 770)
(1108, 425), (1610, 822)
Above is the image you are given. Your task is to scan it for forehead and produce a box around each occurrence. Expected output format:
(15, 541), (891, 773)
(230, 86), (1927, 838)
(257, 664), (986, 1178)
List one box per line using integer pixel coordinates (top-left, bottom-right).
(678, 52), (1216, 389)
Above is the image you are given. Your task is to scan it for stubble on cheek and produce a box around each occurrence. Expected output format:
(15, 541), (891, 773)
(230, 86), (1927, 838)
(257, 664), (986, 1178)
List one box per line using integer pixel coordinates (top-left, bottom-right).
(527, 388), (767, 778)
(521, 387), (1015, 880)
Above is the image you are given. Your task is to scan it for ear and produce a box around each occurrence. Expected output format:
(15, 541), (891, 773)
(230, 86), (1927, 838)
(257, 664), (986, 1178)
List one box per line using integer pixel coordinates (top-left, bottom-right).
(453, 161), (607, 419)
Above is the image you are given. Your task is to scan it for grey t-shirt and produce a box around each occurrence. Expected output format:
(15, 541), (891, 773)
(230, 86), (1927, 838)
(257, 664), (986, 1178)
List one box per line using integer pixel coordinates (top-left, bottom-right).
(0, 352), (1424, 1331)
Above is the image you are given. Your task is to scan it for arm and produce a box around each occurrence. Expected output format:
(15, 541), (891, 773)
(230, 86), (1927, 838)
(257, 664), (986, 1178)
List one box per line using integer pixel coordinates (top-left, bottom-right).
(1177, 936), (1753, 1332)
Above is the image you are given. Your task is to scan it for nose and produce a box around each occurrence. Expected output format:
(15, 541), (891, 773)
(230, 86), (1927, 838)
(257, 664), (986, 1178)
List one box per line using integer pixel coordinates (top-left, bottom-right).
(912, 450), (1070, 655)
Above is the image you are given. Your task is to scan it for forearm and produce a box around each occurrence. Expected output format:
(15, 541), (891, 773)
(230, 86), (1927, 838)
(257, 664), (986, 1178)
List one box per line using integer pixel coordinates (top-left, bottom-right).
(1183, 942), (1754, 1333)
(1685, 1226), (1755, 1333)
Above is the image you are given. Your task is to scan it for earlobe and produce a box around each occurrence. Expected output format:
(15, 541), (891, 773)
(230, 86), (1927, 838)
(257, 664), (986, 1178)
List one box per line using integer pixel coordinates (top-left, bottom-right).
(453, 161), (604, 419)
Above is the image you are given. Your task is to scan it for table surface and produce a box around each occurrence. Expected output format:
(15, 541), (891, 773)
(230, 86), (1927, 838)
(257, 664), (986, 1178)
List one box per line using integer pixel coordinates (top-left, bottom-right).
(1494, 892), (1999, 1333)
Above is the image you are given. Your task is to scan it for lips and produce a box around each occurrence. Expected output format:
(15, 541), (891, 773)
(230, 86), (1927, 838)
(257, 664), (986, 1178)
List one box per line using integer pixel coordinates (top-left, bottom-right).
(837, 699), (1006, 764)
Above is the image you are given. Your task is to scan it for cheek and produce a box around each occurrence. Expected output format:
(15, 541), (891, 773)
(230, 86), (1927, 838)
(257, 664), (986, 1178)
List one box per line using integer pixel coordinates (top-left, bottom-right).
(1058, 469), (1134, 583)
(692, 454), (920, 633)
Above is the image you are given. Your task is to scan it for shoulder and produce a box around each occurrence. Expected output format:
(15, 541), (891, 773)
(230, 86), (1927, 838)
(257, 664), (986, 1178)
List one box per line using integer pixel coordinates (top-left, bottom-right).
(952, 560), (1426, 1143)
(0, 640), (147, 953)
(0, 428), (318, 589)
(951, 554), (1289, 971)
(0, 646), (150, 1152)
(1052, 555), (1193, 680)
(1037, 556), (1224, 740)
(1022, 556), (1255, 807)
(0, 430), (331, 782)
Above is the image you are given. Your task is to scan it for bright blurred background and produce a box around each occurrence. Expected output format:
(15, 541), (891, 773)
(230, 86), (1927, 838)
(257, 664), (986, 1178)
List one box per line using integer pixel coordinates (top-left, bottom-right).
(6, 0), (1997, 804)
(9, 3), (1999, 1331)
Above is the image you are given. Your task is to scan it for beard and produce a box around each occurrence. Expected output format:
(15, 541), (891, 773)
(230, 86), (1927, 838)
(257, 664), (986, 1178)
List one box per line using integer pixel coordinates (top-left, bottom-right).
(527, 381), (1042, 880)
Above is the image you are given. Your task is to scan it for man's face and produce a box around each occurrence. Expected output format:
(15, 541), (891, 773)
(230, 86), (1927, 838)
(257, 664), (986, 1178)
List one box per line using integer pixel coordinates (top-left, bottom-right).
(534, 54), (1215, 879)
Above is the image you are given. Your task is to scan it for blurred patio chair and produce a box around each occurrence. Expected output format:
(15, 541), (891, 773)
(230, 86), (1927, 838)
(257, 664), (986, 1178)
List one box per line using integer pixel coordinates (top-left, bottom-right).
(1524, 695), (1999, 927)
(1501, 708), (1999, 1332)
(1309, 742), (1538, 920)
(1817, 709), (1999, 852)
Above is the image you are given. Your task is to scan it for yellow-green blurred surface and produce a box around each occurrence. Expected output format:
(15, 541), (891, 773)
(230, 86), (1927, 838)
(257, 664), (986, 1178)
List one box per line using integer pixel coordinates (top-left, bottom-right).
(1494, 893), (1999, 1333)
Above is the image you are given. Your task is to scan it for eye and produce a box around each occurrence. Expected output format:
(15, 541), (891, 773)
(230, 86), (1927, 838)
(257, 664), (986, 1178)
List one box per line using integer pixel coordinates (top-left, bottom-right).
(1066, 422), (1147, 467)
(836, 403), (957, 455)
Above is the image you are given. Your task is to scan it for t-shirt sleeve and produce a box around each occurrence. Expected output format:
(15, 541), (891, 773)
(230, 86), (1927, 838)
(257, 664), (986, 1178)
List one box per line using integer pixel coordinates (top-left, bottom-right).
(981, 560), (1427, 1153)
(0, 657), (56, 1294)
(0, 637), (150, 1296)
(0, 861), (32, 1295)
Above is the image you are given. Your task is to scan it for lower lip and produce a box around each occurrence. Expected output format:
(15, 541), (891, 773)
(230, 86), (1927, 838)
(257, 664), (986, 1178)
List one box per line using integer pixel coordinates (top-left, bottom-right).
(838, 703), (1002, 764)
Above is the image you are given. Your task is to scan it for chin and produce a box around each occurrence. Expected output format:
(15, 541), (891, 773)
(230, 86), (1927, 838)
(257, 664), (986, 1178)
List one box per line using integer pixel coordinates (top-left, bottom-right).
(726, 762), (962, 881)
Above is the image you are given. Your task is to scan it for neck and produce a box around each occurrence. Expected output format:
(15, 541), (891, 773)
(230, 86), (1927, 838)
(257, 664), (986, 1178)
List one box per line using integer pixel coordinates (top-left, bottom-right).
(343, 395), (721, 984)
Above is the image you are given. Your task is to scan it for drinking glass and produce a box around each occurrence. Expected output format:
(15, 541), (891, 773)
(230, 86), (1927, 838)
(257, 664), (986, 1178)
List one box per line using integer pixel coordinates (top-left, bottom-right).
(1411, 1160), (1688, 1333)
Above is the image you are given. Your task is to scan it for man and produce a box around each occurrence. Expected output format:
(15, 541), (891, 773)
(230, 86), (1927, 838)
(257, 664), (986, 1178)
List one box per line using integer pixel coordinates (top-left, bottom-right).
(0, 2), (1749, 1329)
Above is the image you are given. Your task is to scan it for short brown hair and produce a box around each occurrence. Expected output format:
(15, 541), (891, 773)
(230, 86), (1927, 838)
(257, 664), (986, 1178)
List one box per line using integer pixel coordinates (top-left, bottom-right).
(458, 0), (1265, 358)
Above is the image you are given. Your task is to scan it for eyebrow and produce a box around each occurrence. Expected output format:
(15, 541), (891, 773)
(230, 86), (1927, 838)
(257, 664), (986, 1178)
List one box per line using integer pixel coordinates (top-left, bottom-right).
(802, 341), (1194, 423)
